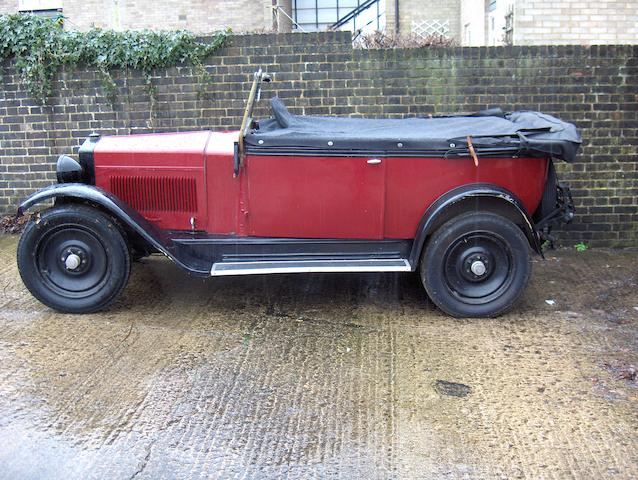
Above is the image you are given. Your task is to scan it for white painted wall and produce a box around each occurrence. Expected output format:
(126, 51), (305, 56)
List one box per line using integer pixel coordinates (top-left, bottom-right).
(488, 0), (514, 46)
(460, 0), (486, 46)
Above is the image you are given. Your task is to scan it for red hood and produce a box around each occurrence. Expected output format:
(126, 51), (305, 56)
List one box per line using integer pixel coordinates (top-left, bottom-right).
(91, 130), (239, 231)
(94, 130), (238, 167)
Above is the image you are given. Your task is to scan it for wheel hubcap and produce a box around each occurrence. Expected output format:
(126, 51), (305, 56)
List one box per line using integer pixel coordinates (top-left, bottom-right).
(60, 245), (90, 274)
(470, 260), (487, 277)
(64, 253), (81, 270)
(443, 232), (514, 305)
(36, 226), (109, 298)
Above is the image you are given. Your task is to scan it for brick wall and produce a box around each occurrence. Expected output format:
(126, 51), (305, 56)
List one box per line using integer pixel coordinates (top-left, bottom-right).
(0, 32), (636, 246)
(0, 0), (273, 32)
(514, 0), (638, 45)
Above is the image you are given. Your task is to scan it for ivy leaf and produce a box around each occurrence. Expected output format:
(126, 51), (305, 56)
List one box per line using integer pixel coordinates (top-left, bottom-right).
(0, 13), (229, 103)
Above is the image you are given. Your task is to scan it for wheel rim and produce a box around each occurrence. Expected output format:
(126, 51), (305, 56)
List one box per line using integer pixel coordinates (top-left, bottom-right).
(35, 225), (110, 299)
(443, 231), (514, 305)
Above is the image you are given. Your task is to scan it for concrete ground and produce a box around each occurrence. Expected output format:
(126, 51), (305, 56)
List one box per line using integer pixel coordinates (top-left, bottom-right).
(0, 233), (636, 480)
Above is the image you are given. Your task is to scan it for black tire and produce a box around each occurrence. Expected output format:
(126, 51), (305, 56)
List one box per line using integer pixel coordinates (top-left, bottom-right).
(420, 212), (531, 318)
(17, 204), (131, 313)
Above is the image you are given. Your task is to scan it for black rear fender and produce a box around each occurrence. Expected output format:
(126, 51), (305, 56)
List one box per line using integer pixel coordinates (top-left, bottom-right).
(409, 184), (541, 267)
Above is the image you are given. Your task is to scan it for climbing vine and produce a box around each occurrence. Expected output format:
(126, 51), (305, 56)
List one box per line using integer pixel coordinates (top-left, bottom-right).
(0, 14), (229, 103)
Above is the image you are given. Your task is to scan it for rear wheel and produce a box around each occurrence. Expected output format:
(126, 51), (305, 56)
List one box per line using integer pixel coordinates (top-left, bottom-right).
(420, 212), (531, 318)
(17, 204), (131, 313)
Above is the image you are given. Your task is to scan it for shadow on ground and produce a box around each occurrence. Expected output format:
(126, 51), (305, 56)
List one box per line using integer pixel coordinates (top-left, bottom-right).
(0, 234), (637, 479)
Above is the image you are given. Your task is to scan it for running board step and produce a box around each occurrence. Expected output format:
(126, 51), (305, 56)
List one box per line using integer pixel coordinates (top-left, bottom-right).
(210, 258), (412, 276)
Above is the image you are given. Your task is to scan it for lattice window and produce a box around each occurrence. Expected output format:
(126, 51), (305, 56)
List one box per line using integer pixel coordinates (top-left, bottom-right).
(412, 19), (450, 39)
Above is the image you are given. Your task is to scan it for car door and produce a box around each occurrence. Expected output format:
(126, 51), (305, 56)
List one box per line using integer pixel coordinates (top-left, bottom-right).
(244, 154), (386, 239)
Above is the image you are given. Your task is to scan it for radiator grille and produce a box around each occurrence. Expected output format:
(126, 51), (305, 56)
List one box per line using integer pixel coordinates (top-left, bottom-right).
(109, 175), (197, 213)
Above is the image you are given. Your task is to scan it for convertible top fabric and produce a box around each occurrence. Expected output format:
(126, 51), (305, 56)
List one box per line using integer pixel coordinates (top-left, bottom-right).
(245, 97), (582, 162)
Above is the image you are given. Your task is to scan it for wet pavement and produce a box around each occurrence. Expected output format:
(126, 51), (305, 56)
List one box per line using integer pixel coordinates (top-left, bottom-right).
(0, 233), (637, 479)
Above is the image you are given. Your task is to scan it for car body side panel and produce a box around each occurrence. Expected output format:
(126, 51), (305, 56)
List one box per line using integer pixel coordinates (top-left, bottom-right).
(384, 156), (548, 238)
(245, 155), (386, 239)
(204, 131), (241, 235)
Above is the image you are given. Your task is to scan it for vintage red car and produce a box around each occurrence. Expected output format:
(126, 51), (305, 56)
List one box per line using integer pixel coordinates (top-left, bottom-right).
(16, 70), (579, 317)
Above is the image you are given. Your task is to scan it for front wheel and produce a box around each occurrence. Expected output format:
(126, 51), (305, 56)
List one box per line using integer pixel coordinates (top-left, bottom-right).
(420, 212), (531, 318)
(17, 204), (131, 313)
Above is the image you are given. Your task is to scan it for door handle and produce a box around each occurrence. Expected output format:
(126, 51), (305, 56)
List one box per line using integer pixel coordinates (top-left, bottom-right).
(367, 159), (382, 165)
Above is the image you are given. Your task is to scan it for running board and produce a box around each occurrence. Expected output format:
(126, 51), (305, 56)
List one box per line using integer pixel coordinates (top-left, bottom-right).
(210, 258), (412, 276)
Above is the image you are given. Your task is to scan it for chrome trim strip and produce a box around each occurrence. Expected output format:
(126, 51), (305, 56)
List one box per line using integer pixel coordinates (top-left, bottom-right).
(210, 259), (411, 276)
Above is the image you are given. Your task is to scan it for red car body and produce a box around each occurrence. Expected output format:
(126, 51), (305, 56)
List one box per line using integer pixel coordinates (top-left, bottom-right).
(94, 131), (547, 239)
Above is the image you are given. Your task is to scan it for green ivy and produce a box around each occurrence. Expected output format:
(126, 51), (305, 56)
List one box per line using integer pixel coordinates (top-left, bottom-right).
(0, 13), (229, 103)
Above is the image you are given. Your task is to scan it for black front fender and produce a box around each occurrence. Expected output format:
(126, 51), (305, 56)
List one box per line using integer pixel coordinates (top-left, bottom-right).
(408, 183), (541, 268)
(17, 184), (208, 276)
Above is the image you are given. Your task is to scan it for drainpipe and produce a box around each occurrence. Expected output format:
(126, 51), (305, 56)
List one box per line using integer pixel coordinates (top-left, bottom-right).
(395, 0), (400, 35)
(273, 0), (293, 32)
(272, 0), (278, 31)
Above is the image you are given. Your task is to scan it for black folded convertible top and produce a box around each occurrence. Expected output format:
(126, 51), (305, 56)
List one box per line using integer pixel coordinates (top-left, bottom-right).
(245, 97), (582, 162)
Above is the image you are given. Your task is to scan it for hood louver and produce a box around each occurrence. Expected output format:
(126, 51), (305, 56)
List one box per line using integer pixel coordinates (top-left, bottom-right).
(109, 175), (197, 213)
